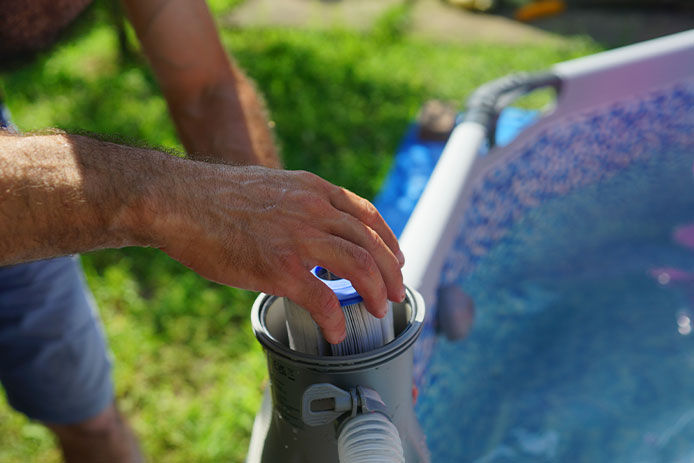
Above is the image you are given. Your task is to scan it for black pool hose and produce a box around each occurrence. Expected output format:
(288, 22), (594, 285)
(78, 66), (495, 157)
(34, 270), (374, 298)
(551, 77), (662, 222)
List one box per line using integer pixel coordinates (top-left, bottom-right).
(464, 71), (562, 147)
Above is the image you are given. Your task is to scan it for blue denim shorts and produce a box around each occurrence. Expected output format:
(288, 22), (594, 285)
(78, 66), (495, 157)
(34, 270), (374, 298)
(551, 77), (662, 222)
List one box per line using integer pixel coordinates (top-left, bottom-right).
(0, 256), (114, 424)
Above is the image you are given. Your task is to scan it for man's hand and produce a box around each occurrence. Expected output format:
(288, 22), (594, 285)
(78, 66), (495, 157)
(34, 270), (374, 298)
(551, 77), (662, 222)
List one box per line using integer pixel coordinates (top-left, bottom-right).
(0, 133), (404, 344)
(148, 164), (405, 344)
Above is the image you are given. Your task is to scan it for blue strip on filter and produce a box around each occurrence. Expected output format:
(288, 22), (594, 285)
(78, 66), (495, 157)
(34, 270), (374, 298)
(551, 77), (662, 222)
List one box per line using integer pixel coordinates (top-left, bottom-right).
(373, 108), (539, 237)
(311, 267), (363, 307)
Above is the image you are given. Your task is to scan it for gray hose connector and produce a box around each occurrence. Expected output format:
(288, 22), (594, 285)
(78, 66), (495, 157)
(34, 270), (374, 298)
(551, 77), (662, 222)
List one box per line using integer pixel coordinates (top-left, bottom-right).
(338, 412), (405, 463)
(464, 71), (561, 147)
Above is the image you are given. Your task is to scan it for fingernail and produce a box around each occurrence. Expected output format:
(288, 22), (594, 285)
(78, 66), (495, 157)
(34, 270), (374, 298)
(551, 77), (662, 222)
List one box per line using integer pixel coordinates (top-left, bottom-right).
(397, 250), (405, 267)
(379, 302), (389, 318)
(330, 330), (346, 344)
(399, 286), (406, 302)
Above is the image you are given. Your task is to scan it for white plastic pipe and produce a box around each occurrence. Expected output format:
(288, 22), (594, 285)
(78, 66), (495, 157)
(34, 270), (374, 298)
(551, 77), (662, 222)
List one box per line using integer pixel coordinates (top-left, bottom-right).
(399, 121), (486, 307)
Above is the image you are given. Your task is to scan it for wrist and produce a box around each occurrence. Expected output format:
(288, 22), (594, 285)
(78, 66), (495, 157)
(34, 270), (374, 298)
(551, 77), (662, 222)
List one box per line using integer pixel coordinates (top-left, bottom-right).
(128, 153), (223, 252)
(117, 150), (186, 250)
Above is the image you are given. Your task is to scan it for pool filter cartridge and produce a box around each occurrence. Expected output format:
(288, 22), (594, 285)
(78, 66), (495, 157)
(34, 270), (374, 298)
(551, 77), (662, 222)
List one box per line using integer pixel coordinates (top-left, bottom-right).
(284, 267), (395, 356)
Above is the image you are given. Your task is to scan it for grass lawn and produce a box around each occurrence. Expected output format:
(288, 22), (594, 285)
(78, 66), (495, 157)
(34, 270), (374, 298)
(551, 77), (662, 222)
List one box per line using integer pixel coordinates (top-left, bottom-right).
(0, 1), (601, 461)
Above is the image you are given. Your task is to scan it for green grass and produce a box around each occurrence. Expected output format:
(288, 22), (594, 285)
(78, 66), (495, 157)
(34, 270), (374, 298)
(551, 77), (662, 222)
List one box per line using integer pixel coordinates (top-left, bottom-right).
(0, 2), (601, 461)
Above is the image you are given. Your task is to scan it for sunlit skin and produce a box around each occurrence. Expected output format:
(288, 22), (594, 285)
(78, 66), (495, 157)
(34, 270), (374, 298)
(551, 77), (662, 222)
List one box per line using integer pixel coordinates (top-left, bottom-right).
(0, 1), (405, 462)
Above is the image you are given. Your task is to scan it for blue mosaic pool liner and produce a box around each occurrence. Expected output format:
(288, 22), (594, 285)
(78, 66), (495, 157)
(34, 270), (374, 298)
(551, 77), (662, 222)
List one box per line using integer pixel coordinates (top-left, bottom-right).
(374, 81), (694, 389)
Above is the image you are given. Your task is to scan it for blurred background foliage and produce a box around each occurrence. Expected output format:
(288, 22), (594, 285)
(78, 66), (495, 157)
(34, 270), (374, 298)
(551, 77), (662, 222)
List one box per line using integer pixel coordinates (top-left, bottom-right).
(0, 0), (600, 461)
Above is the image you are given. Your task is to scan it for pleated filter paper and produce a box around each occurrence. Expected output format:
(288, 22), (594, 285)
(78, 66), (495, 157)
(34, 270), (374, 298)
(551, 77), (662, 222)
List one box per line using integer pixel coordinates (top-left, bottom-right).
(284, 268), (395, 356)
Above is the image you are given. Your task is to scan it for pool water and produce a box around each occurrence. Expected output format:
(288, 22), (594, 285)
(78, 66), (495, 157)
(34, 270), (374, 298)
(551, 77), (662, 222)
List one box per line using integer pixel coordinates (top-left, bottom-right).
(417, 149), (694, 462)
(375, 81), (694, 461)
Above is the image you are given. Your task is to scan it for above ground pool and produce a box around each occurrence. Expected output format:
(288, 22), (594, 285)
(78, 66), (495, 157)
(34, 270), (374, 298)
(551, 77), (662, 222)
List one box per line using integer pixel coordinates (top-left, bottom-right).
(374, 31), (694, 462)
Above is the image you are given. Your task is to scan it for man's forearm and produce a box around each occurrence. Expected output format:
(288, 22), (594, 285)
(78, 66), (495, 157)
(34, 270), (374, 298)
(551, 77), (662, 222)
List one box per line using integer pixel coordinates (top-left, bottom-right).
(0, 132), (165, 264)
